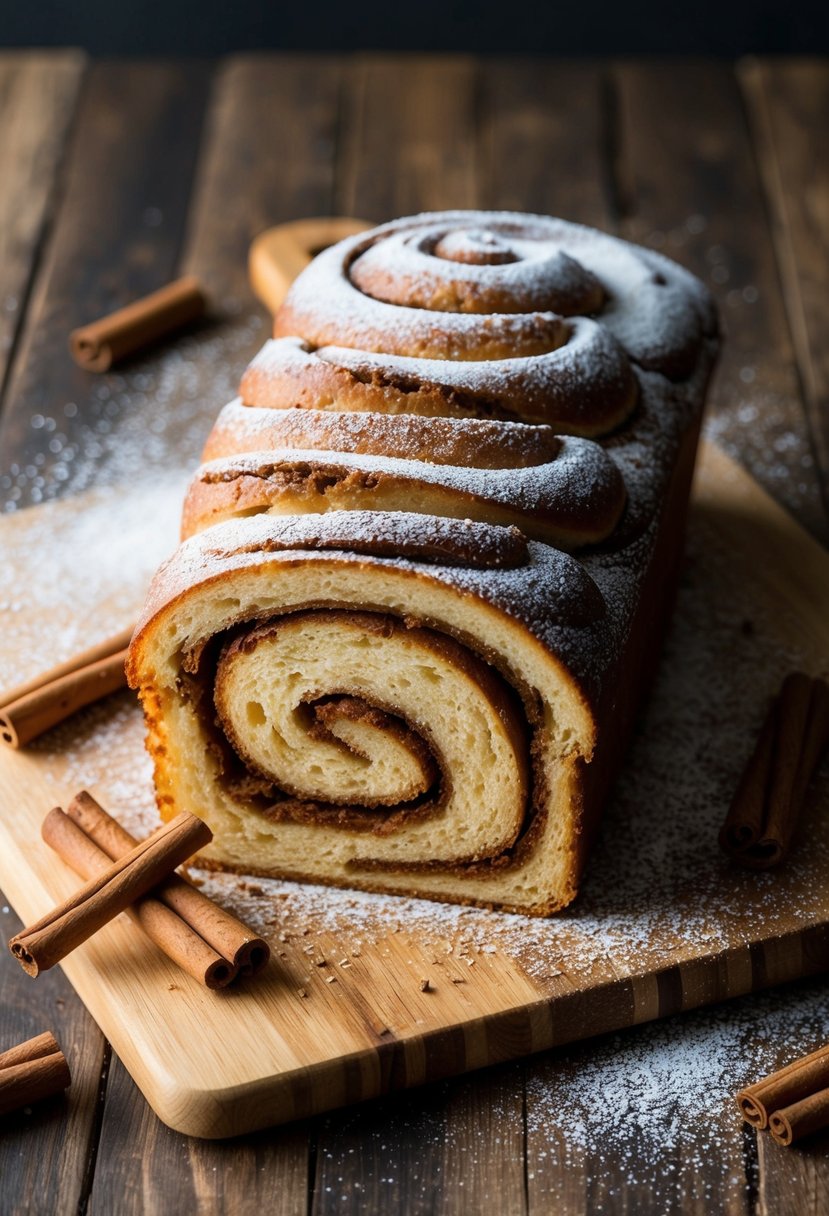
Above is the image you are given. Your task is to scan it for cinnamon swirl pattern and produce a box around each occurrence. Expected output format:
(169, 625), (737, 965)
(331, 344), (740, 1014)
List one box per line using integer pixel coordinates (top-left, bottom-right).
(128, 211), (718, 915)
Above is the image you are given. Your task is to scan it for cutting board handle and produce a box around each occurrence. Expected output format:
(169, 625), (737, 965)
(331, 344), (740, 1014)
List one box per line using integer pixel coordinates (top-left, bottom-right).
(248, 216), (374, 316)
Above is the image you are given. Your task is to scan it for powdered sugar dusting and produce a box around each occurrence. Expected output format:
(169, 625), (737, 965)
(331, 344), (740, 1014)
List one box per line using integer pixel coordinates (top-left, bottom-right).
(0, 473), (185, 689)
(281, 211), (711, 382)
(525, 981), (829, 1175)
(1, 314), (265, 512)
(192, 432), (621, 532)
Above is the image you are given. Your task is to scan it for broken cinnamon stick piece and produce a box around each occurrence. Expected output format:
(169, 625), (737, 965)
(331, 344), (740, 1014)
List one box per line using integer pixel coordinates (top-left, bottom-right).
(69, 275), (207, 372)
(0, 626), (133, 749)
(42, 807), (237, 989)
(0, 650), (128, 749)
(9, 811), (212, 976)
(736, 1043), (829, 1129)
(719, 673), (829, 869)
(67, 792), (269, 977)
(0, 1032), (71, 1116)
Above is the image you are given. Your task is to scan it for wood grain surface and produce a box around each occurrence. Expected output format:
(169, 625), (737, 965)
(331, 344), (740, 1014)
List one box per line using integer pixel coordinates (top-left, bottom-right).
(0, 51), (85, 395)
(1, 49), (828, 1215)
(741, 58), (829, 522)
(0, 60), (212, 494)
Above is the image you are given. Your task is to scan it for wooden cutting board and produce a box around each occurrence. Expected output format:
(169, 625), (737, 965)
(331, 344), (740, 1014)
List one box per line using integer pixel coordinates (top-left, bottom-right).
(1, 440), (828, 1139)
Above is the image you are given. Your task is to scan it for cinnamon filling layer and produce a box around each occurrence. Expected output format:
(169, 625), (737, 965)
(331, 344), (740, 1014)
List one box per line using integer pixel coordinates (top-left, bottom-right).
(182, 439), (626, 548)
(190, 609), (543, 865)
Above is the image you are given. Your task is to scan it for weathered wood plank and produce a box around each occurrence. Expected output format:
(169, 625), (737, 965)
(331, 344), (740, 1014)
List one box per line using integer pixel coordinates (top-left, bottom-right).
(336, 54), (478, 222)
(612, 59), (828, 543)
(0, 59), (212, 507)
(740, 58), (829, 521)
(311, 1085), (449, 1215)
(732, 54), (829, 1177)
(440, 1065), (527, 1216)
(757, 1130), (829, 1216)
(525, 1022), (754, 1216)
(181, 54), (344, 299)
(479, 58), (609, 228)
(89, 1056), (308, 1216)
(0, 50), (85, 396)
(0, 902), (106, 1216)
(311, 1066), (527, 1215)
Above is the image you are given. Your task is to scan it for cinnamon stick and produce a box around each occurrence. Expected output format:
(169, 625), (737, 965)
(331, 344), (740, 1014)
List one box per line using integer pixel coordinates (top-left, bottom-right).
(759, 673), (816, 864)
(0, 1030), (61, 1071)
(0, 626), (133, 749)
(42, 807), (237, 989)
(736, 1044), (829, 1129)
(769, 1089), (829, 1146)
(67, 792), (269, 976)
(9, 811), (212, 976)
(0, 1031), (71, 1117)
(720, 707), (776, 854)
(794, 679), (829, 806)
(69, 275), (207, 372)
(0, 651), (128, 749)
(719, 673), (829, 869)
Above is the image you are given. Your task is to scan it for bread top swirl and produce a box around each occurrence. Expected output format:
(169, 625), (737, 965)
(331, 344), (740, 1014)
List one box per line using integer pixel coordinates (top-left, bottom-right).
(263, 210), (716, 432)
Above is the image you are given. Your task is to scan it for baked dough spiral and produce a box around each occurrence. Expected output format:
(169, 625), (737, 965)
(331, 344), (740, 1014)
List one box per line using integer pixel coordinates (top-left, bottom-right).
(254, 211), (712, 429)
(184, 405), (625, 547)
(128, 514), (605, 908)
(128, 210), (718, 915)
(214, 610), (528, 860)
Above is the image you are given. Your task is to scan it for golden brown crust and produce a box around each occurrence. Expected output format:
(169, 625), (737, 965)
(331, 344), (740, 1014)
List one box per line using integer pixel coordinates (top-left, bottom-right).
(203, 402), (563, 469)
(181, 440), (626, 549)
(173, 511), (530, 571)
(240, 333), (639, 435)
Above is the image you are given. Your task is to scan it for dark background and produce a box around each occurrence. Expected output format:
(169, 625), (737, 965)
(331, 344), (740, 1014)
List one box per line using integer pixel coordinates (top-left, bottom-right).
(2, 0), (829, 55)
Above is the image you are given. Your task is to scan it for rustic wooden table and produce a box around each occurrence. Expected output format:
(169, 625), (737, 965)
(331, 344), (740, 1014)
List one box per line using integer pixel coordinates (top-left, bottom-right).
(1, 50), (828, 1214)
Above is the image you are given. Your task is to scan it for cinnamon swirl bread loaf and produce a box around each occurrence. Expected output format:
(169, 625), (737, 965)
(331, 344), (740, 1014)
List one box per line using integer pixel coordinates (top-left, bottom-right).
(127, 211), (717, 915)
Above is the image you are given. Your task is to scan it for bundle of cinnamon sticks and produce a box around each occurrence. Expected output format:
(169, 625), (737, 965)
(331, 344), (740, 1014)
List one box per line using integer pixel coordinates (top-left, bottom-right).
(9, 792), (269, 990)
(0, 628), (132, 749)
(737, 1044), (829, 1146)
(720, 672), (829, 869)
